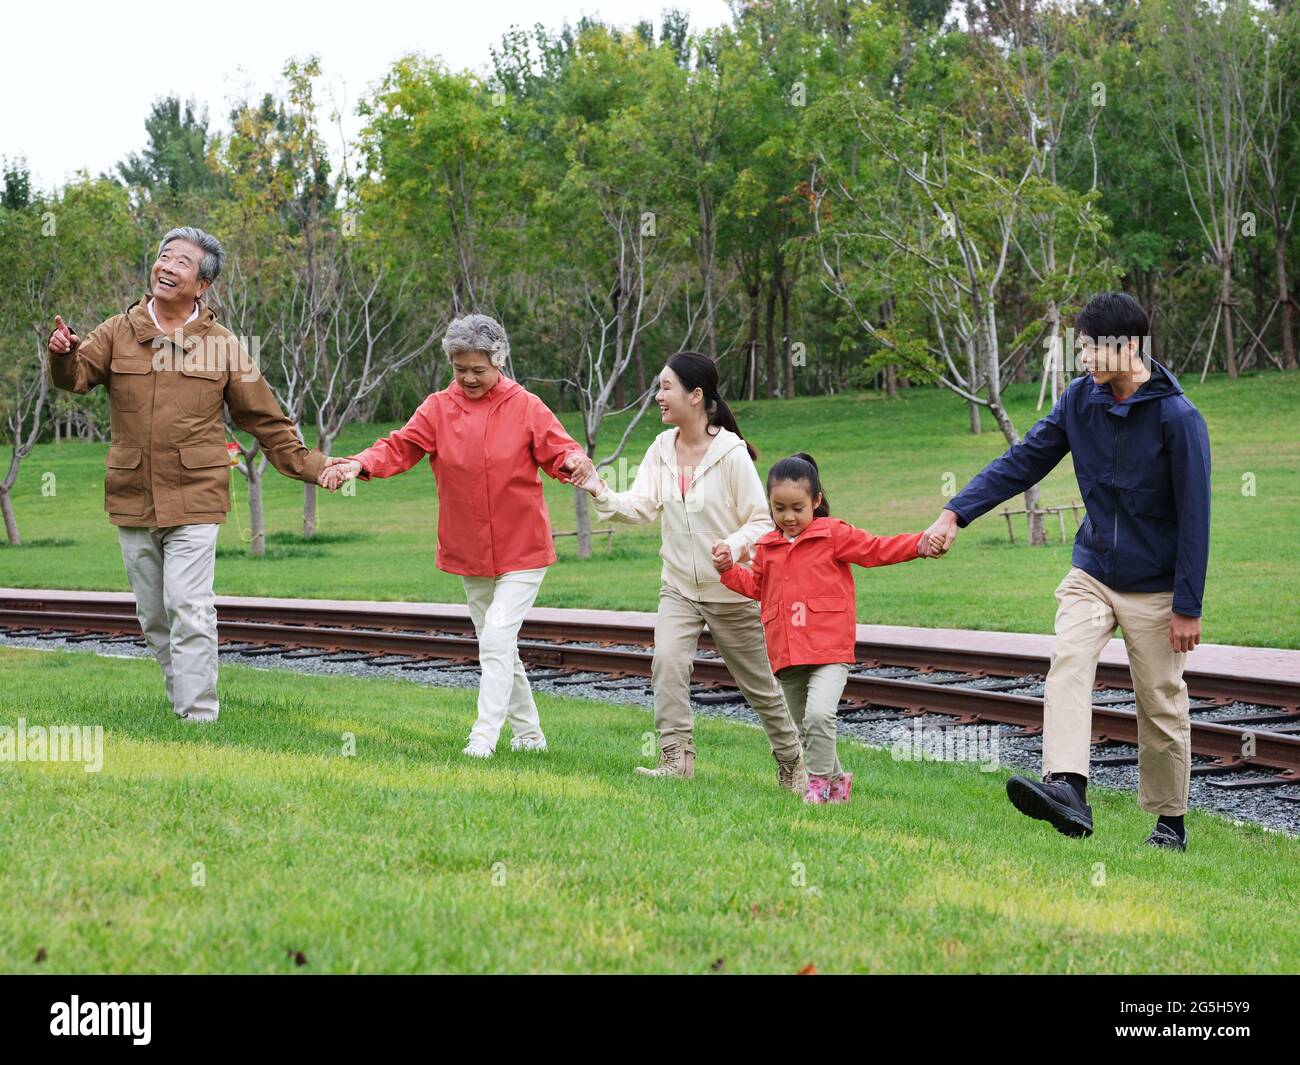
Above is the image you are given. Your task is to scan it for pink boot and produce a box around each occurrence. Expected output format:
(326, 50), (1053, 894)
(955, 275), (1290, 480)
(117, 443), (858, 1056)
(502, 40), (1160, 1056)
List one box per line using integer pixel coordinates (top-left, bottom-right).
(829, 772), (854, 804)
(803, 774), (832, 804)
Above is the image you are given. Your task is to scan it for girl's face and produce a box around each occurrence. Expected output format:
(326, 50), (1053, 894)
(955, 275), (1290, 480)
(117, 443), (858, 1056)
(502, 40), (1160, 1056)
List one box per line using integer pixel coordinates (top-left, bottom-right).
(656, 366), (700, 426)
(452, 351), (501, 399)
(770, 479), (821, 537)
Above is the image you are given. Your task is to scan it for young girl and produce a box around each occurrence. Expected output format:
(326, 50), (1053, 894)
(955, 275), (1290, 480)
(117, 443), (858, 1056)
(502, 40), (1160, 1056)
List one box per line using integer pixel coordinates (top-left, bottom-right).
(713, 454), (936, 803)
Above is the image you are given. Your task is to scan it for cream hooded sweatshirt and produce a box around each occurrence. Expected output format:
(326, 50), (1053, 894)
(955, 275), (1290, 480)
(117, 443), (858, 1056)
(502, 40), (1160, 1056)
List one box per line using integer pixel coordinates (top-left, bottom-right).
(592, 427), (773, 603)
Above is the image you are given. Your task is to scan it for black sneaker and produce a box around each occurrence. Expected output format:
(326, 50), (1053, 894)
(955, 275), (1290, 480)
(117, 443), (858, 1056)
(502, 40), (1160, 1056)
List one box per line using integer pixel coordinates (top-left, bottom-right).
(1006, 775), (1094, 837)
(1145, 822), (1187, 851)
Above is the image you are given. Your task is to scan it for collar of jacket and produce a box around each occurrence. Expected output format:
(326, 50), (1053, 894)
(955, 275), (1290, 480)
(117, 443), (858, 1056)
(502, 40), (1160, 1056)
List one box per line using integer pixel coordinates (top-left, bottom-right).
(1082, 358), (1181, 418)
(447, 375), (521, 412)
(660, 425), (747, 481)
(757, 515), (833, 547)
(126, 295), (217, 349)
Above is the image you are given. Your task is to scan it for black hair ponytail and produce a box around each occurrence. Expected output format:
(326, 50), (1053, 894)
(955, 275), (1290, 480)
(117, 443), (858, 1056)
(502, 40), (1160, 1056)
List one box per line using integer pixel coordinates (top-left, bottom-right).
(666, 351), (758, 460)
(766, 453), (830, 517)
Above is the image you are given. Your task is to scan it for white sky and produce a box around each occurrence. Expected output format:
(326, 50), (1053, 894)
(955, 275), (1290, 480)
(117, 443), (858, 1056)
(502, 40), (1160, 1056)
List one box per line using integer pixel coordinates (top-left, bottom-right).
(2, 0), (734, 193)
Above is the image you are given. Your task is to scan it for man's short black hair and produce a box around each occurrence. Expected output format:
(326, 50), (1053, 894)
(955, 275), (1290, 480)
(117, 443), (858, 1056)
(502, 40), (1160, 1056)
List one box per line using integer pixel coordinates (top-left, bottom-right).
(1076, 292), (1149, 342)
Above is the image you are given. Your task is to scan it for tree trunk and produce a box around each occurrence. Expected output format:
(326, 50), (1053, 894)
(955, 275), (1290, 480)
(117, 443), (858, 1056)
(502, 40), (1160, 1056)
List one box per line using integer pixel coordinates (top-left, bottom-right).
(884, 364), (897, 397)
(0, 488), (19, 546)
(780, 278), (794, 398)
(247, 458), (266, 558)
(1220, 259), (1239, 378)
(303, 482), (317, 539)
(1278, 236), (1297, 370)
(745, 277), (760, 402)
(573, 486), (592, 561)
(763, 283), (778, 398)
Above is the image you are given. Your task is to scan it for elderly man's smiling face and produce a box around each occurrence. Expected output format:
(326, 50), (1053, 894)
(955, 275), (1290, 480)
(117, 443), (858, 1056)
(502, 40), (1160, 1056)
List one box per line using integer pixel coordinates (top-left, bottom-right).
(151, 239), (208, 305)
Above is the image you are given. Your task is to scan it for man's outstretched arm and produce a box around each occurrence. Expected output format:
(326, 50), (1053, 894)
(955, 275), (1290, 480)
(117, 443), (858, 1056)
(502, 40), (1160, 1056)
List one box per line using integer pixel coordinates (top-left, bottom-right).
(923, 391), (1072, 553)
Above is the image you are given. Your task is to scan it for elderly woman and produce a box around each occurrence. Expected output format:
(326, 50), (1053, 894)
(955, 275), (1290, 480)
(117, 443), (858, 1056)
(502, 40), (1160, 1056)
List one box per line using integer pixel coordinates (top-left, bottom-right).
(323, 314), (594, 757)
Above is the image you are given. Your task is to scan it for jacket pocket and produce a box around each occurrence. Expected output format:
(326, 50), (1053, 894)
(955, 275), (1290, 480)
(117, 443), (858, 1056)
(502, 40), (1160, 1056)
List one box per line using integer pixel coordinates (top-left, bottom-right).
(761, 600), (781, 623)
(179, 445), (230, 514)
(177, 364), (225, 418)
(109, 358), (152, 413)
(806, 596), (847, 613)
(105, 445), (146, 516)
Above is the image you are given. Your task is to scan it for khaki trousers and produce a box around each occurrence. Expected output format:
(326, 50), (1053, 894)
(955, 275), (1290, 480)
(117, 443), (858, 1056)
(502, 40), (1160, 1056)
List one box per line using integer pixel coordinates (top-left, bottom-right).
(1044, 567), (1191, 815)
(651, 586), (801, 761)
(118, 523), (221, 721)
(461, 567), (548, 750)
(778, 663), (850, 777)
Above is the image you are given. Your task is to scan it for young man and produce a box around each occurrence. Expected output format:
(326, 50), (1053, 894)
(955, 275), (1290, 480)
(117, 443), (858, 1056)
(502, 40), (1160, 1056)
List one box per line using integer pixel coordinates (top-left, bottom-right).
(923, 293), (1211, 850)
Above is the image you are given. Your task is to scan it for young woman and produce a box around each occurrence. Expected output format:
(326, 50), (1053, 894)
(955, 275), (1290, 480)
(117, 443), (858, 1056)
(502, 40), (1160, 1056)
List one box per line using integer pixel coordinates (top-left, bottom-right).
(714, 454), (933, 803)
(576, 352), (804, 787)
(323, 314), (594, 758)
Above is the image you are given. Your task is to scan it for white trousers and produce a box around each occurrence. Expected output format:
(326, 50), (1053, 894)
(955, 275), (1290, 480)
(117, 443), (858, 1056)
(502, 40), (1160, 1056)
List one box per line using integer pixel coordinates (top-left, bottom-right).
(460, 567), (548, 749)
(118, 524), (221, 721)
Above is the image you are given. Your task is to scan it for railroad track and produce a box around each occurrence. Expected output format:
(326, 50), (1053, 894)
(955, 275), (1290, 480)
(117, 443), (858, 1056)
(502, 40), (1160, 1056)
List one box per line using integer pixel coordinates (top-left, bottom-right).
(2, 591), (1298, 796)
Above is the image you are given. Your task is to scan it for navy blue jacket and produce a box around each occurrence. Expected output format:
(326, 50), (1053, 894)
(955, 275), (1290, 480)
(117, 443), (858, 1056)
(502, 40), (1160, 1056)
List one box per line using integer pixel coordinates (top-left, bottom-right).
(945, 362), (1211, 616)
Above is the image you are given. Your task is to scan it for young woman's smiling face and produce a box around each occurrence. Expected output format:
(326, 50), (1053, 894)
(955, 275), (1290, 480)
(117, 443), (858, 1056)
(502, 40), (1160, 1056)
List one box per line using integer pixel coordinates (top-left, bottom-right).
(655, 366), (699, 425)
(451, 351), (501, 398)
(770, 479), (821, 537)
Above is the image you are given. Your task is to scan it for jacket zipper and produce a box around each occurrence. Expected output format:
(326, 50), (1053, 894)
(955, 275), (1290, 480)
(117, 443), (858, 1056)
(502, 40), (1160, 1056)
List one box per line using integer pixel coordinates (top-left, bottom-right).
(683, 477), (701, 598)
(1109, 415), (1120, 586)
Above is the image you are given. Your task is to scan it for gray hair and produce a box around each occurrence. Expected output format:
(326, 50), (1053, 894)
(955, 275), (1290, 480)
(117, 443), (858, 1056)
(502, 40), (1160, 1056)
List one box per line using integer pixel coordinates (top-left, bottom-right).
(442, 313), (510, 368)
(158, 226), (225, 288)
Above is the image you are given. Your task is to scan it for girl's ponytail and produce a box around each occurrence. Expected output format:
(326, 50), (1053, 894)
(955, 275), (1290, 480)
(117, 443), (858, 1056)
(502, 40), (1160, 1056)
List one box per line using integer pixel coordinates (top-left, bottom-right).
(666, 351), (758, 460)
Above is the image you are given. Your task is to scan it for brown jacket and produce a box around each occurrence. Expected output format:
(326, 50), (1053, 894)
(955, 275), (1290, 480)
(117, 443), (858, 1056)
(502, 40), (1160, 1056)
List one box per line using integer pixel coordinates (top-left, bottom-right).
(47, 296), (325, 527)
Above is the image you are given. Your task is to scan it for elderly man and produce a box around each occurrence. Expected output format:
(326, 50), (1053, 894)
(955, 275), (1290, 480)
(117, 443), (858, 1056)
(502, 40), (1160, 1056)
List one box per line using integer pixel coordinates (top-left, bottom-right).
(47, 226), (336, 722)
(923, 293), (1212, 851)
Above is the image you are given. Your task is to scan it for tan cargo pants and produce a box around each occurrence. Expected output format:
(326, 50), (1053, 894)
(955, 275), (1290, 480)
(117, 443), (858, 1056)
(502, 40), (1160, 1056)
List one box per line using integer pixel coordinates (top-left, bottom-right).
(651, 586), (801, 761)
(1044, 567), (1192, 815)
(118, 523), (221, 721)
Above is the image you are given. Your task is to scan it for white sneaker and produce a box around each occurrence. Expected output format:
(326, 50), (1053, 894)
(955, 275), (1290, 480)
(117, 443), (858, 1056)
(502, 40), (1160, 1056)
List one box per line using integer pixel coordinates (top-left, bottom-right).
(510, 735), (548, 752)
(462, 739), (495, 758)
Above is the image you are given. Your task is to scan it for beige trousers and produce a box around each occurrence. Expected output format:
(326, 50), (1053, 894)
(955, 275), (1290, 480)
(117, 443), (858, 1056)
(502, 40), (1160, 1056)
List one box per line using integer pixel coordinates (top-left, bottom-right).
(651, 586), (801, 761)
(118, 523), (221, 721)
(778, 663), (850, 777)
(461, 567), (548, 750)
(1044, 567), (1191, 815)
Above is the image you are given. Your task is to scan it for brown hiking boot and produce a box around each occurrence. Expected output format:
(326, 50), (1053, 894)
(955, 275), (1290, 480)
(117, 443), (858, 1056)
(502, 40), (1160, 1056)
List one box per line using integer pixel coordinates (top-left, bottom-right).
(634, 740), (696, 779)
(775, 752), (808, 793)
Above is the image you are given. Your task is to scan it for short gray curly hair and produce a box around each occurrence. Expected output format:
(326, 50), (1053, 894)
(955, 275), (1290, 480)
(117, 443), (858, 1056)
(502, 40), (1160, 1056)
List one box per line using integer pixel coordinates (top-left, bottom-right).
(442, 314), (510, 368)
(158, 226), (225, 288)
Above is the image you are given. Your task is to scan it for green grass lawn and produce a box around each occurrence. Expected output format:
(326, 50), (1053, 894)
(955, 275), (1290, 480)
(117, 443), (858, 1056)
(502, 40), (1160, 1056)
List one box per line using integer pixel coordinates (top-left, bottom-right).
(2, 371), (1298, 646)
(1, 646), (1296, 974)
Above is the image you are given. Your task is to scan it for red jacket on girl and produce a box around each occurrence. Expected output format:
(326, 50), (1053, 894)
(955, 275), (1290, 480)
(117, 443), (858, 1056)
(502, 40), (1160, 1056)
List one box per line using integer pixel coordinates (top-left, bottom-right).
(720, 516), (922, 672)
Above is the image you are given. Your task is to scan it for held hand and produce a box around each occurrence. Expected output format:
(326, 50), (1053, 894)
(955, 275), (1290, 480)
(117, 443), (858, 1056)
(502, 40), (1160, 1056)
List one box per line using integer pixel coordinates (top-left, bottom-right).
(575, 468), (605, 496)
(318, 457), (361, 492)
(49, 315), (79, 354)
(922, 509), (959, 556)
(711, 540), (734, 574)
(1168, 613), (1201, 654)
(562, 451), (596, 486)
